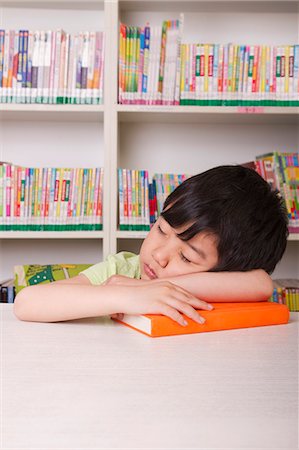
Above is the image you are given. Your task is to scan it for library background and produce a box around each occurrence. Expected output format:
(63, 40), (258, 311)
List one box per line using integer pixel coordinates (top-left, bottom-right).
(0, 0), (298, 309)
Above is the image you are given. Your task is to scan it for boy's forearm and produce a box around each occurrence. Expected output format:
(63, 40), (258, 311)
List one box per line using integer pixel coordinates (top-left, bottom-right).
(14, 283), (119, 322)
(158, 269), (273, 302)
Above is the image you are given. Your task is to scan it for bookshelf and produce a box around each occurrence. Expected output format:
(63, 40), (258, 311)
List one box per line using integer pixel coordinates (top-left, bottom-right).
(0, 0), (107, 278)
(0, 0), (298, 281)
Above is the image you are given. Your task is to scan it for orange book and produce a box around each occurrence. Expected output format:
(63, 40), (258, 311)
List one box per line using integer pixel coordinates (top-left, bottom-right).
(113, 302), (290, 337)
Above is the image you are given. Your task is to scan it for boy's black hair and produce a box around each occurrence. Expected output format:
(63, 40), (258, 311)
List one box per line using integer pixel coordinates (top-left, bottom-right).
(161, 165), (288, 274)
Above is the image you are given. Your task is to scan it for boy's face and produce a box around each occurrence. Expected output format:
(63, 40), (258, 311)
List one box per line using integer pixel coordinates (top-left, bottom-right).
(139, 217), (219, 280)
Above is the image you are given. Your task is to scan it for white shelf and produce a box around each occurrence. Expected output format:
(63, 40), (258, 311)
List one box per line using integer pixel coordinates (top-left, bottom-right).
(0, 231), (104, 239)
(116, 230), (148, 239)
(116, 230), (299, 241)
(0, 104), (104, 122)
(119, 0), (298, 14)
(0, 1), (104, 9)
(117, 105), (299, 125)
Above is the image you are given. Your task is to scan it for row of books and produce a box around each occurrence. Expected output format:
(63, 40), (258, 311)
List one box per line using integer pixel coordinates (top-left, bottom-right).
(179, 43), (298, 106)
(0, 154), (297, 233)
(118, 169), (189, 230)
(0, 162), (104, 231)
(0, 29), (104, 104)
(270, 279), (299, 311)
(118, 152), (298, 232)
(118, 18), (299, 106)
(0, 278), (15, 303)
(119, 19), (183, 105)
(252, 152), (299, 232)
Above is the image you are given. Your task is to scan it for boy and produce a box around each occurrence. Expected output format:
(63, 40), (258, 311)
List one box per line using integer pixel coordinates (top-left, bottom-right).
(14, 165), (288, 326)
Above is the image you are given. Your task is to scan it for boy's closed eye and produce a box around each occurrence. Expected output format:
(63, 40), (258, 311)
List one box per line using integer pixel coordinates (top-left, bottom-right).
(158, 224), (166, 235)
(180, 252), (191, 263)
(158, 221), (197, 264)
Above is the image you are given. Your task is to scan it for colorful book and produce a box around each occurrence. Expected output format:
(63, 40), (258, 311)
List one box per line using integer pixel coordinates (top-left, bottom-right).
(0, 28), (104, 105)
(271, 278), (299, 311)
(113, 301), (290, 338)
(14, 263), (92, 294)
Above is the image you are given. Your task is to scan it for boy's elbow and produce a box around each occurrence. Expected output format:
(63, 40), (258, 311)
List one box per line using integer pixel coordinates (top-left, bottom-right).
(13, 287), (35, 321)
(256, 270), (273, 301)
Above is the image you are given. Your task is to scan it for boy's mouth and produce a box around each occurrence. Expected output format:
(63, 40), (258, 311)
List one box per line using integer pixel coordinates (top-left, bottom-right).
(144, 263), (158, 280)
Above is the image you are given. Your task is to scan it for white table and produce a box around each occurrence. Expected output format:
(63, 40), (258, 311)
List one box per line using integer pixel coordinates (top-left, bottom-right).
(1, 304), (298, 450)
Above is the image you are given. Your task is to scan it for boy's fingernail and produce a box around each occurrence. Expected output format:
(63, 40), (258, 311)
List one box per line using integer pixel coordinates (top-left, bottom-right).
(182, 319), (188, 326)
(207, 304), (214, 310)
(198, 316), (206, 324)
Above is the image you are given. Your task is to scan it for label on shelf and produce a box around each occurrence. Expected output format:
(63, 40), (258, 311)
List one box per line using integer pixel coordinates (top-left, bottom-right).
(237, 107), (265, 114)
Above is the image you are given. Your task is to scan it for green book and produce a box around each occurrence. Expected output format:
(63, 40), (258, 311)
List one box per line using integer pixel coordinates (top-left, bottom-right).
(14, 263), (92, 294)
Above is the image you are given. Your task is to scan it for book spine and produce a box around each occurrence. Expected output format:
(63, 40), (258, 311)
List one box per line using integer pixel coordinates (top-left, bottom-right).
(16, 30), (24, 103)
(42, 30), (51, 104)
(25, 30), (33, 104)
(5, 30), (13, 103)
(86, 31), (95, 105)
(30, 31), (39, 104)
(58, 31), (66, 104)
(37, 30), (45, 103)
(93, 32), (102, 105)
(2, 30), (9, 103)
(21, 30), (28, 103)
(174, 15), (183, 105)
(289, 45), (294, 105)
(48, 30), (56, 104)
(142, 25), (150, 105)
(0, 30), (5, 102)
(52, 30), (61, 104)
(99, 32), (104, 104)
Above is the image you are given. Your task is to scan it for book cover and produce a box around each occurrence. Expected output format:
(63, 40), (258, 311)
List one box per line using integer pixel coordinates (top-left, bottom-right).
(113, 302), (290, 338)
(14, 263), (92, 294)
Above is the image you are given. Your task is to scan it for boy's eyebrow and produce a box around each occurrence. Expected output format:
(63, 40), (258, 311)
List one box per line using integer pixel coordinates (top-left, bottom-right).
(180, 241), (207, 259)
(185, 241), (206, 260)
(174, 230), (207, 260)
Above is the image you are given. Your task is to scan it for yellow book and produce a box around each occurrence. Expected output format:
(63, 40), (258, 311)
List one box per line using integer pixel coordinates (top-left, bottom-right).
(260, 45), (266, 103)
(76, 168), (84, 229)
(232, 44), (238, 101)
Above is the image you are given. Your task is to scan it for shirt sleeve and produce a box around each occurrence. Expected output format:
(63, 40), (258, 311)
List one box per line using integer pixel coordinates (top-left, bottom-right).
(79, 252), (140, 285)
(79, 259), (115, 285)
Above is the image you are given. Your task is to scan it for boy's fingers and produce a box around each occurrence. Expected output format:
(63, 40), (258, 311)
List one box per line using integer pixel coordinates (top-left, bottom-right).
(160, 304), (188, 327)
(167, 298), (206, 325)
(189, 298), (214, 311)
(165, 283), (213, 311)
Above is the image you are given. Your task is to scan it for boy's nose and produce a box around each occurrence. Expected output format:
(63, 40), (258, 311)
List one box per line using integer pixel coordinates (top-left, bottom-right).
(152, 247), (169, 268)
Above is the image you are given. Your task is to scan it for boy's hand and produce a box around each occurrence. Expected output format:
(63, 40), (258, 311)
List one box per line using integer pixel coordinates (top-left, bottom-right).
(104, 276), (213, 326)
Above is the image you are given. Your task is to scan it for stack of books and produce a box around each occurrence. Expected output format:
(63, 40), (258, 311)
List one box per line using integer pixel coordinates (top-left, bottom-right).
(254, 152), (299, 233)
(270, 279), (299, 311)
(118, 17), (299, 106)
(180, 43), (298, 106)
(0, 29), (104, 104)
(119, 18), (183, 105)
(118, 169), (188, 230)
(0, 278), (15, 303)
(118, 168), (150, 231)
(0, 162), (103, 231)
(152, 172), (190, 215)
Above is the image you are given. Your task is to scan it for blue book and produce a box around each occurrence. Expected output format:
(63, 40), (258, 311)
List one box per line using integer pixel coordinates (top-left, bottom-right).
(142, 26), (150, 101)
